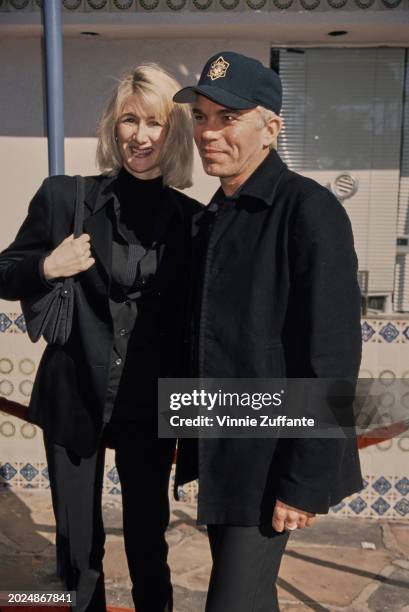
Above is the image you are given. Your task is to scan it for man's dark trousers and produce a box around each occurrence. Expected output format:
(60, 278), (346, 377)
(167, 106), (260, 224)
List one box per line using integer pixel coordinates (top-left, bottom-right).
(44, 422), (175, 612)
(205, 525), (290, 612)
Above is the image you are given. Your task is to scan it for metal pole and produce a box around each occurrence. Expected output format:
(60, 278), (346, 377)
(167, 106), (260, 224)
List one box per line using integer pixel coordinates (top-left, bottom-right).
(43, 0), (65, 176)
(42, 0), (65, 580)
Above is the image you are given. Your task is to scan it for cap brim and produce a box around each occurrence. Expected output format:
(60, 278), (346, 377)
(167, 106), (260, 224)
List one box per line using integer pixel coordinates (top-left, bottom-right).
(173, 85), (256, 110)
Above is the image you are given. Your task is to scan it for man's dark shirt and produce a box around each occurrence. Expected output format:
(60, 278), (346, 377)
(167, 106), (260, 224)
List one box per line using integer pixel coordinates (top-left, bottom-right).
(191, 152), (274, 374)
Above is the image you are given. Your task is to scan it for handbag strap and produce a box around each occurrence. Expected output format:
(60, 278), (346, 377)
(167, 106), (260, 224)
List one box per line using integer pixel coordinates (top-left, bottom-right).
(73, 176), (85, 239)
(62, 176), (85, 289)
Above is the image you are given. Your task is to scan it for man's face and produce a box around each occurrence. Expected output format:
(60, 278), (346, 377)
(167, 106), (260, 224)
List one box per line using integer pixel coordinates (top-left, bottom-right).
(192, 95), (272, 182)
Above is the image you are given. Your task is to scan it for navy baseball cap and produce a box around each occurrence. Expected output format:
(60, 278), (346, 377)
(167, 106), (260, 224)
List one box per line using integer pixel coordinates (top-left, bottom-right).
(173, 51), (282, 114)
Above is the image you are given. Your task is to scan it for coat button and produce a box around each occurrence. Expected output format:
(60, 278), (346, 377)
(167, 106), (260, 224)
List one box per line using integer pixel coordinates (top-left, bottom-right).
(115, 358), (122, 366)
(119, 329), (127, 336)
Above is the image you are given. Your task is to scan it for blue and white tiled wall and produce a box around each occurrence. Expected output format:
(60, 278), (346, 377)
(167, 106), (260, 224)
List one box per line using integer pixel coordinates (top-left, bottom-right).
(331, 474), (409, 520)
(0, 312), (27, 335)
(1, 312), (409, 520)
(361, 319), (409, 345)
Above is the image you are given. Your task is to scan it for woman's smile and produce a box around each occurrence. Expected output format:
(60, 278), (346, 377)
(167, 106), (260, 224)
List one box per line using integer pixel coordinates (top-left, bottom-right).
(128, 146), (154, 157)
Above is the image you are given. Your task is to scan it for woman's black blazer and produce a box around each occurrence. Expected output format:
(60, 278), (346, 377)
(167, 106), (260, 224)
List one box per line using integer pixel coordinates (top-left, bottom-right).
(0, 174), (202, 457)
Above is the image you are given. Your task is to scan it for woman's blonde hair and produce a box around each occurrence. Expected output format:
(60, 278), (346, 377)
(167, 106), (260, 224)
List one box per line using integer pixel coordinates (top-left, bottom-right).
(96, 64), (193, 189)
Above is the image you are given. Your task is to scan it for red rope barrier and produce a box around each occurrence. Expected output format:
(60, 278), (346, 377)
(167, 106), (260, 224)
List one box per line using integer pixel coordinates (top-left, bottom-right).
(1, 397), (409, 451)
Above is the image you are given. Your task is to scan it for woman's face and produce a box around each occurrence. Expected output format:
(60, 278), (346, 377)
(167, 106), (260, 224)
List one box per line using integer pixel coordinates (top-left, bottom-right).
(116, 94), (168, 180)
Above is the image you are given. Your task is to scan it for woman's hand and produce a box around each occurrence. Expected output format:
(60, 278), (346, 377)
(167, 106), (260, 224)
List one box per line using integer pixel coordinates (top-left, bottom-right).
(272, 499), (315, 532)
(43, 234), (95, 279)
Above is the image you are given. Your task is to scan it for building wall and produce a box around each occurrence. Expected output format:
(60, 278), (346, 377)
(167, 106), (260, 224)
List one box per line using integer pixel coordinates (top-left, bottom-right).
(277, 47), (406, 298)
(0, 35), (269, 236)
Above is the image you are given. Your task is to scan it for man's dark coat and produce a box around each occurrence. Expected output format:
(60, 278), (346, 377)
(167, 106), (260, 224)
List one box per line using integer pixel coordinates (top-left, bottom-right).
(175, 150), (363, 524)
(0, 175), (201, 457)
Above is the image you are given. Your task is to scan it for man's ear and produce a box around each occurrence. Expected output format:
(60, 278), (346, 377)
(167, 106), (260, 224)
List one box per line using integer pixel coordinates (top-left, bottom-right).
(262, 115), (282, 150)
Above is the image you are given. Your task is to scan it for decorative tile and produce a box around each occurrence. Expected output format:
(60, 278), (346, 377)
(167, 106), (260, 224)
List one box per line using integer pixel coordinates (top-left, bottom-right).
(0, 462), (17, 481)
(176, 487), (187, 502)
(107, 466), (120, 485)
(0, 459), (408, 520)
(362, 479), (369, 489)
(3, 314), (407, 342)
(0, 312), (28, 333)
(361, 321), (375, 342)
(349, 496), (367, 514)
(379, 322), (399, 343)
(373, 476), (392, 495)
(371, 497), (391, 516)
(330, 501), (345, 513)
(13, 314), (27, 333)
(11, 314), (409, 342)
(5, 0), (406, 10)
(395, 499), (409, 517)
(357, 318), (409, 345)
(20, 463), (39, 482)
(395, 477), (409, 496)
(0, 313), (13, 333)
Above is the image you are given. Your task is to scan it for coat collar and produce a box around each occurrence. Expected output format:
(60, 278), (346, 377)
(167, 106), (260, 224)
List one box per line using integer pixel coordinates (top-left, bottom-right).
(84, 174), (117, 214)
(210, 149), (287, 207)
(82, 175), (117, 285)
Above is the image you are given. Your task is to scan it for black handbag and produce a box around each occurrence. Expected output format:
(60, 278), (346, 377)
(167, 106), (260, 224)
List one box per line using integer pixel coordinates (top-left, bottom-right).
(21, 176), (85, 345)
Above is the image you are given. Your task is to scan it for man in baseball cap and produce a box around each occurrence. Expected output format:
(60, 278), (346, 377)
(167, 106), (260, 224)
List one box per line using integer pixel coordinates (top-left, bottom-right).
(174, 52), (363, 612)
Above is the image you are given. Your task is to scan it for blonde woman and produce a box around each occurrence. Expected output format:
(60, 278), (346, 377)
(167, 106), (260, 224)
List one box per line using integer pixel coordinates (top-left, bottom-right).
(0, 64), (201, 612)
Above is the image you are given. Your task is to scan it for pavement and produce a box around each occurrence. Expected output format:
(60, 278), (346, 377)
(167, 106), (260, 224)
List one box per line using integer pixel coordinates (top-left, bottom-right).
(0, 487), (409, 611)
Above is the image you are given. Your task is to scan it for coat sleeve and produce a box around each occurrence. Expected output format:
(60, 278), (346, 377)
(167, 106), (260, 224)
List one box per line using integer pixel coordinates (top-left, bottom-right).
(275, 187), (363, 514)
(0, 178), (56, 301)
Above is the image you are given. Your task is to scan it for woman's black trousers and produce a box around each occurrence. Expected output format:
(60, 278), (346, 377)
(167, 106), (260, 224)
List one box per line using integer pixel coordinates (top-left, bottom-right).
(44, 422), (175, 612)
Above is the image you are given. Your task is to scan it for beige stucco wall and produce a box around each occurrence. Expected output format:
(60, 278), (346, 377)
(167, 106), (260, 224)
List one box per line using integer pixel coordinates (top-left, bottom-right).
(0, 36), (268, 230)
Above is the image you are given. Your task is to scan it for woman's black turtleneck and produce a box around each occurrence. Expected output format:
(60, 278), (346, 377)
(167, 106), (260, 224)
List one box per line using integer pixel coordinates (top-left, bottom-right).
(114, 167), (164, 249)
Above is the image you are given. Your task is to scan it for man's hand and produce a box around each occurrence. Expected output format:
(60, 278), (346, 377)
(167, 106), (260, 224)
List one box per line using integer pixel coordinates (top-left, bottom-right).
(272, 499), (315, 532)
(43, 234), (95, 279)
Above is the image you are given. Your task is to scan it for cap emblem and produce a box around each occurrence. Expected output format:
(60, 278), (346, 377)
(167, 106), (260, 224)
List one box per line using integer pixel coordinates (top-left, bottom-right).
(208, 56), (230, 81)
